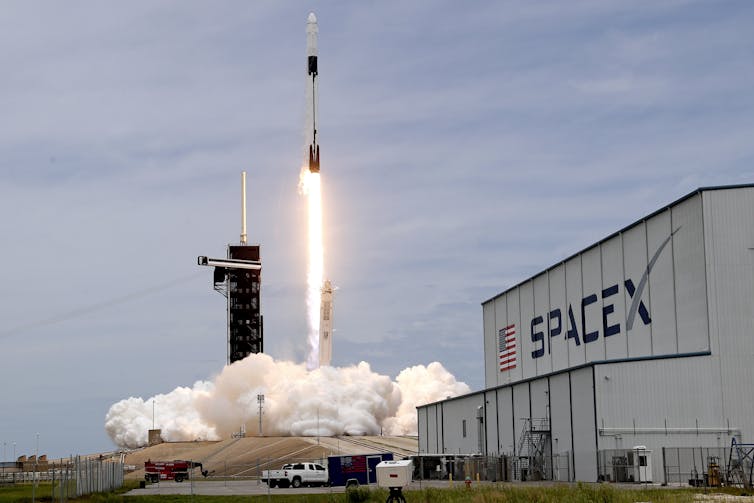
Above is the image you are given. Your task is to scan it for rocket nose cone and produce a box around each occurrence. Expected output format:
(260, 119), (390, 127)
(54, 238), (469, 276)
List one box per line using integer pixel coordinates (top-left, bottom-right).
(307, 12), (317, 24)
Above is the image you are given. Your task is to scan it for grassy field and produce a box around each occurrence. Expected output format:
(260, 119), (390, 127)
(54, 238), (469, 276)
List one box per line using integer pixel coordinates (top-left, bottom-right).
(0, 481), (745, 502)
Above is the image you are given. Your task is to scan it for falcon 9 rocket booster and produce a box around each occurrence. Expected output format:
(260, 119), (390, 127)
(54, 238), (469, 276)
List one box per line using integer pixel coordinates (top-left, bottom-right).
(306, 12), (320, 174)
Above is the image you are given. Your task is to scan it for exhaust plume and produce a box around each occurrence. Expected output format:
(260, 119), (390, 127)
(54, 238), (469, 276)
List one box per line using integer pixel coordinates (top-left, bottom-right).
(105, 354), (469, 448)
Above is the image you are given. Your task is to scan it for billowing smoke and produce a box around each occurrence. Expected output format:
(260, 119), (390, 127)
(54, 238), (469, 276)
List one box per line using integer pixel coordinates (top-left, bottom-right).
(105, 354), (469, 449)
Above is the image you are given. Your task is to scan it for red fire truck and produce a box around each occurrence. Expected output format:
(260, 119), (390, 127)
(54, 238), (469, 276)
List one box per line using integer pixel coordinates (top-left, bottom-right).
(144, 460), (208, 483)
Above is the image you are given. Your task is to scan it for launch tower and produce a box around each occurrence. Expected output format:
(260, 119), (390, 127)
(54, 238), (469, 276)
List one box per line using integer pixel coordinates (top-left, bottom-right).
(198, 172), (263, 364)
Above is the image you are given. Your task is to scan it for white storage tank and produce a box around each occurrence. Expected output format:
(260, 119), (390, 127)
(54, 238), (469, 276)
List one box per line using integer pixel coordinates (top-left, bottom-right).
(376, 460), (413, 488)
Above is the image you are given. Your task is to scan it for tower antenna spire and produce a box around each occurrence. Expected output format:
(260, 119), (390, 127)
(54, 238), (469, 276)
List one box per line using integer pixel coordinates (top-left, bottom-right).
(240, 171), (248, 245)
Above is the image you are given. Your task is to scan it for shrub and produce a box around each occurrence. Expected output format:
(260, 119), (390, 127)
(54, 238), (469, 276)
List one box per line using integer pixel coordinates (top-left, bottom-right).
(345, 485), (372, 503)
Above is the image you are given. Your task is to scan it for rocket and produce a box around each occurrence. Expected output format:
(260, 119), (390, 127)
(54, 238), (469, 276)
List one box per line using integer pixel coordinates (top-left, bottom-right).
(306, 12), (320, 174)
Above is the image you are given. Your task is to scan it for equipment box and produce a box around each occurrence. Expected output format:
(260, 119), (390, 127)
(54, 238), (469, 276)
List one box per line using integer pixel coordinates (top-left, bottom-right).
(376, 460), (413, 488)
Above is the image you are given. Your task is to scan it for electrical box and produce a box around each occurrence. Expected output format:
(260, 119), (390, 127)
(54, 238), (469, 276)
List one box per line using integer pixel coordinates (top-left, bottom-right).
(376, 460), (413, 488)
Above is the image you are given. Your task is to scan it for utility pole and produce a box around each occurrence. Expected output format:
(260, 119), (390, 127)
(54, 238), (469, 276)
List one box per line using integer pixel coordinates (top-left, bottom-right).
(257, 395), (264, 436)
(32, 433), (38, 503)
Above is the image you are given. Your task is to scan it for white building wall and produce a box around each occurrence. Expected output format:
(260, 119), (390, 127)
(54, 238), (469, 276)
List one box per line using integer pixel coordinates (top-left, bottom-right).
(594, 357), (729, 482)
(549, 264), (569, 371)
(484, 389), (499, 456)
(418, 407), (428, 453)
(703, 188), (754, 442)
(570, 367), (598, 481)
(623, 223), (652, 356)
(484, 192), (709, 388)
(419, 185), (754, 483)
(672, 195), (710, 353)
(496, 386), (515, 455)
(549, 373), (573, 480)
(512, 383), (530, 455)
(483, 301), (497, 387)
(437, 395), (485, 455)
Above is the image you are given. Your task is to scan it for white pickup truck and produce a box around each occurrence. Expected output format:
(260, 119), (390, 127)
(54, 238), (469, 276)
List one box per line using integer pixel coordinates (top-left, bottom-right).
(261, 462), (329, 488)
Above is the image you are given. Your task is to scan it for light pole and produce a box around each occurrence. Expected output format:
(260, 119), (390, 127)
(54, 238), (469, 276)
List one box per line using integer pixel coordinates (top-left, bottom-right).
(32, 433), (39, 503)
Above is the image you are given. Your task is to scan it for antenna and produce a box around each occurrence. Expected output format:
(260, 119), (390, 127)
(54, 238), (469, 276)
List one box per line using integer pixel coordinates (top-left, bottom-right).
(240, 171), (248, 245)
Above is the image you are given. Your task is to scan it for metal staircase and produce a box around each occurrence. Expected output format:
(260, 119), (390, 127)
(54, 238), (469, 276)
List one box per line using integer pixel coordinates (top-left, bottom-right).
(514, 418), (551, 481)
(727, 438), (754, 489)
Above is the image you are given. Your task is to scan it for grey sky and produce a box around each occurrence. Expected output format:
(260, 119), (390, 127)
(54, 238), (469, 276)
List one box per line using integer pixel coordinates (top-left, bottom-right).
(1, 1), (753, 458)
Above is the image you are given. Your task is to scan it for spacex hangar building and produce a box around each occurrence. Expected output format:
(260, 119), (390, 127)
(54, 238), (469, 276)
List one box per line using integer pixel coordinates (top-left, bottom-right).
(417, 185), (754, 483)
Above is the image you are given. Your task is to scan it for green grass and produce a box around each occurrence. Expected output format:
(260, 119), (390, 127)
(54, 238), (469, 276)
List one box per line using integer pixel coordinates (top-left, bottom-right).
(1, 481), (747, 503)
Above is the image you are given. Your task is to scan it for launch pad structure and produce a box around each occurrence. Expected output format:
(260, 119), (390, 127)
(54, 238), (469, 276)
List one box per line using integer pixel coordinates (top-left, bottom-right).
(198, 171), (264, 364)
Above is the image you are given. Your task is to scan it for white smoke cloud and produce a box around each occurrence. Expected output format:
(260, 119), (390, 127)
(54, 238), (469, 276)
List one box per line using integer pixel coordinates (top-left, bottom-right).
(382, 362), (472, 436)
(105, 354), (469, 448)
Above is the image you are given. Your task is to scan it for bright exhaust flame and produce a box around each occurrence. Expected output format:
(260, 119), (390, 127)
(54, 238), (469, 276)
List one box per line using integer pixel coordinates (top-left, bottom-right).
(300, 169), (323, 369)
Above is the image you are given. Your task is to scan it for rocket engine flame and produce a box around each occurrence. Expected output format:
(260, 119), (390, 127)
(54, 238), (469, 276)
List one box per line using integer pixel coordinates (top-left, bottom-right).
(301, 169), (323, 369)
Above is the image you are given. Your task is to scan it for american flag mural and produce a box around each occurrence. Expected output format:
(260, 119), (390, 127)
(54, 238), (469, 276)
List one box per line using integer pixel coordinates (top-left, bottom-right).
(499, 324), (516, 371)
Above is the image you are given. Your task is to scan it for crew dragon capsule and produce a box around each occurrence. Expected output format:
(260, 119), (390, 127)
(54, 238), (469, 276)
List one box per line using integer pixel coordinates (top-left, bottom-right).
(306, 12), (320, 174)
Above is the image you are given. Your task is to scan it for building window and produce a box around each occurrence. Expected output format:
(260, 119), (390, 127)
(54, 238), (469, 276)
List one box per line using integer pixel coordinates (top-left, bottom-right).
(462, 419), (467, 438)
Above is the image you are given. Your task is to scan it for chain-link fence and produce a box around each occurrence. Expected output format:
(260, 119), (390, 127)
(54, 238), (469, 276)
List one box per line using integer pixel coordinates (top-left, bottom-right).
(552, 452), (571, 481)
(0, 456), (124, 498)
(509, 452), (570, 481)
(411, 455), (507, 482)
(597, 448), (654, 483)
(662, 447), (731, 487)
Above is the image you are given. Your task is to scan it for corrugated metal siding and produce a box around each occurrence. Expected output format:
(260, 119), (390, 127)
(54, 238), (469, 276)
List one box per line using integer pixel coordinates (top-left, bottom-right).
(550, 264), (569, 371)
(647, 209), (677, 355)
(520, 281), (535, 380)
(530, 378), (549, 421)
(672, 195), (710, 353)
(512, 383), (530, 455)
(483, 301), (497, 387)
(419, 185), (754, 481)
(418, 407), (428, 453)
(506, 287), (522, 383)
(623, 222), (652, 356)
(703, 188), (754, 442)
(497, 386), (515, 454)
(493, 296), (508, 387)
(534, 273), (552, 375)
(484, 389), (499, 455)
(583, 245), (605, 363)
(483, 193), (710, 384)
(440, 395), (485, 455)
(571, 367), (597, 481)
(427, 404), (438, 453)
(602, 235), (626, 360)
(549, 373), (573, 480)
(595, 357), (723, 434)
(566, 256), (586, 367)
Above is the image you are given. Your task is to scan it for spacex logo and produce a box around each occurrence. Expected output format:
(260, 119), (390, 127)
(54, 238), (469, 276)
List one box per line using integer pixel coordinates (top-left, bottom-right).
(529, 230), (677, 360)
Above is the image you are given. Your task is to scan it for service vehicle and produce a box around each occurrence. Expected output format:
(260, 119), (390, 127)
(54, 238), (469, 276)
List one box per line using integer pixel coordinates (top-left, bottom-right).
(261, 462), (329, 488)
(144, 460), (208, 483)
(328, 453), (394, 486)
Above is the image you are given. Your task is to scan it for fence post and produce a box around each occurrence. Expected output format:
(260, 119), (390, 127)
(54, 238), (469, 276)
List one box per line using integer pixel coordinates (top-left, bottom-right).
(662, 447), (666, 485)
